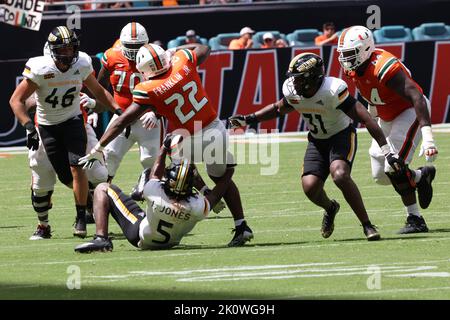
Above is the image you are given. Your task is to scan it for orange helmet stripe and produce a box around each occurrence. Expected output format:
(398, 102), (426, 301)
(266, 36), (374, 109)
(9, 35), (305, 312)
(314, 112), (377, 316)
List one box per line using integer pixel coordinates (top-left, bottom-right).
(339, 27), (349, 46)
(131, 22), (137, 39)
(145, 44), (163, 70)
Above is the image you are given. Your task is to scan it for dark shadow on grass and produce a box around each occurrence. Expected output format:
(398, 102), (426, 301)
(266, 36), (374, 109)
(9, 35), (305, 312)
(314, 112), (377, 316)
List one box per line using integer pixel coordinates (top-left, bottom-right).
(0, 225), (25, 229)
(428, 228), (450, 233)
(333, 235), (431, 242)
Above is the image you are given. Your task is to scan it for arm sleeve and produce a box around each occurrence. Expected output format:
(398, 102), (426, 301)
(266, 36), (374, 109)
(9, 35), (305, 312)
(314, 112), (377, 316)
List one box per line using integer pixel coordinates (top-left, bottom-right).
(336, 95), (357, 114)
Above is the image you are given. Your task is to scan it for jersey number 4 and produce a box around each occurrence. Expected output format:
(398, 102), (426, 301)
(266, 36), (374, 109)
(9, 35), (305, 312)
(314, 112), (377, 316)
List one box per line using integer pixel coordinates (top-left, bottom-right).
(164, 81), (208, 124)
(152, 219), (174, 244)
(44, 87), (76, 108)
(369, 88), (386, 105)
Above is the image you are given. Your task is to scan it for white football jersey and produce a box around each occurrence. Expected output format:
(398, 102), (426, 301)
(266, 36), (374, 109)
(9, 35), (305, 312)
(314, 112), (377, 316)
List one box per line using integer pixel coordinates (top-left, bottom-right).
(22, 51), (93, 125)
(282, 76), (352, 139)
(138, 179), (210, 249)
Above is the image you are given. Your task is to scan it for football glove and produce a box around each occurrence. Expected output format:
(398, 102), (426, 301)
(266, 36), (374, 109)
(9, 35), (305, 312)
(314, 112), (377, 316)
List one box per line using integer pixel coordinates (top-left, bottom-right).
(203, 188), (226, 214)
(419, 126), (438, 162)
(87, 112), (98, 128)
(78, 143), (105, 169)
(381, 144), (405, 173)
(228, 114), (257, 129)
(25, 122), (39, 151)
(80, 92), (96, 110)
(140, 111), (158, 130)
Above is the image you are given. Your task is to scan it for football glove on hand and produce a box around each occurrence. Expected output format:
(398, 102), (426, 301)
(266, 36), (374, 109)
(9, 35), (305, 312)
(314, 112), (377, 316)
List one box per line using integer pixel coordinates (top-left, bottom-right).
(228, 115), (247, 129)
(87, 112), (98, 128)
(140, 111), (158, 130)
(26, 124), (39, 151)
(381, 144), (405, 173)
(78, 143), (105, 169)
(419, 126), (438, 162)
(203, 188), (226, 214)
(80, 92), (96, 110)
(162, 133), (173, 151)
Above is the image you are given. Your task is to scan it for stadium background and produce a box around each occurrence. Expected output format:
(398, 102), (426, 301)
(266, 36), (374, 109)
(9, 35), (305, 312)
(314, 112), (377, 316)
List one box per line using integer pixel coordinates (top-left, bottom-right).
(0, 0), (449, 146)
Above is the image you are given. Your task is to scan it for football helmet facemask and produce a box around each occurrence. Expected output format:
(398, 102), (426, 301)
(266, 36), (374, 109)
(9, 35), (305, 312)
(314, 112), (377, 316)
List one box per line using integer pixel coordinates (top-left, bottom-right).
(119, 22), (149, 61)
(136, 43), (171, 79)
(47, 26), (80, 67)
(286, 52), (325, 97)
(163, 159), (196, 200)
(337, 25), (375, 72)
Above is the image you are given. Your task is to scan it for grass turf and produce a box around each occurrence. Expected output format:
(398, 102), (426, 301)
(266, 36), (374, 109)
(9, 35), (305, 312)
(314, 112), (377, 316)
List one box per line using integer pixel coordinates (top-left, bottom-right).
(0, 131), (449, 300)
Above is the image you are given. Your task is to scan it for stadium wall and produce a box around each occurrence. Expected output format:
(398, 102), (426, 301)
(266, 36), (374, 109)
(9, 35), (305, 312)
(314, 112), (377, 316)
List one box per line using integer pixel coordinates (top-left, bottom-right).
(1, 40), (449, 146)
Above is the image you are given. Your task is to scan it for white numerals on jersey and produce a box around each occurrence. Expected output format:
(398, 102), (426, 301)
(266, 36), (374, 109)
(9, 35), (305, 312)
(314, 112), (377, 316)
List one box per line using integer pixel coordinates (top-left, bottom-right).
(114, 71), (144, 92)
(164, 80), (208, 124)
(370, 88), (386, 105)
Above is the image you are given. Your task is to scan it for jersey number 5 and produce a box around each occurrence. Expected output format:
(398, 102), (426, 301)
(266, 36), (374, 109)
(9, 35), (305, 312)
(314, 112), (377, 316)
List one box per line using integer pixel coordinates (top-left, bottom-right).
(164, 80), (208, 124)
(152, 219), (174, 244)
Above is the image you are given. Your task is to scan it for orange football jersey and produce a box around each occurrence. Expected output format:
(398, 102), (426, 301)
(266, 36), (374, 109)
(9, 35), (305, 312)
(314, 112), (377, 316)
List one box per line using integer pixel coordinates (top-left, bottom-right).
(132, 49), (217, 134)
(101, 47), (145, 111)
(346, 48), (423, 121)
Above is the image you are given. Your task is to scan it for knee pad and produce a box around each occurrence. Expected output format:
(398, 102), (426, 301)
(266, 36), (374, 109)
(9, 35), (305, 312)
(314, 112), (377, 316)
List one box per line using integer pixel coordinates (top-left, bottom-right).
(31, 190), (53, 213)
(385, 167), (416, 196)
(86, 162), (108, 186)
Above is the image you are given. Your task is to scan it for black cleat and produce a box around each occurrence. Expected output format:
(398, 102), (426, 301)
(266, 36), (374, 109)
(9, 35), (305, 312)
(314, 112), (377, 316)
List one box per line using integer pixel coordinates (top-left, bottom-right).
(73, 216), (87, 238)
(398, 215), (429, 234)
(321, 200), (340, 238)
(363, 223), (381, 241)
(74, 235), (113, 253)
(29, 224), (52, 240)
(416, 166), (436, 209)
(228, 221), (254, 247)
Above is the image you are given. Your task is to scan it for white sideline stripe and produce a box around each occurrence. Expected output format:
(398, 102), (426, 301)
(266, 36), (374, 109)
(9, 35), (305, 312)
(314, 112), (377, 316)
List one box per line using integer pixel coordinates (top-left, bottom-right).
(387, 272), (450, 278)
(3, 124), (450, 154)
(85, 260), (450, 283)
(278, 286), (450, 299)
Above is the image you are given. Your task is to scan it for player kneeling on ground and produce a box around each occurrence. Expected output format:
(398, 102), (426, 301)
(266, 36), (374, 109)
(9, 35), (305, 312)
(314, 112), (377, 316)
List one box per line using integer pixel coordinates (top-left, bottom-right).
(75, 135), (228, 252)
(230, 53), (405, 241)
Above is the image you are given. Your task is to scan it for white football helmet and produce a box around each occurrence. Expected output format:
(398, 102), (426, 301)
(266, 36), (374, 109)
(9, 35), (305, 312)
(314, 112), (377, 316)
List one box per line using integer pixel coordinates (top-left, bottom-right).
(119, 22), (149, 61)
(136, 44), (171, 79)
(337, 25), (375, 71)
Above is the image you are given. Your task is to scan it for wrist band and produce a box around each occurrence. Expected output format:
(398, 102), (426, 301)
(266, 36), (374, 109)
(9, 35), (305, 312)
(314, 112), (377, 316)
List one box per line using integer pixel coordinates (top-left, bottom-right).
(115, 109), (123, 116)
(380, 144), (391, 156)
(24, 121), (35, 132)
(94, 142), (104, 152)
(245, 113), (258, 124)
(421, 126), (434, 143)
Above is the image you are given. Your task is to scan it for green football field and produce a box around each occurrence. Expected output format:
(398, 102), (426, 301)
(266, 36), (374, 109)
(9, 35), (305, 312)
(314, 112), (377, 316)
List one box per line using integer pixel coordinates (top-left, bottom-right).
(0, 130), (449, 300)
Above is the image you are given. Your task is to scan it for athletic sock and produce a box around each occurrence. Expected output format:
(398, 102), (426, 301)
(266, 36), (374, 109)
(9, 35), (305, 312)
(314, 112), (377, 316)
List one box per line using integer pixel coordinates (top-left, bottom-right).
(76, 205), (87, 220)
(413, 169), (422, 184)
(234, 219), (245, 227)
(406, 203), (421, 217)
(37, 211), (49, 227)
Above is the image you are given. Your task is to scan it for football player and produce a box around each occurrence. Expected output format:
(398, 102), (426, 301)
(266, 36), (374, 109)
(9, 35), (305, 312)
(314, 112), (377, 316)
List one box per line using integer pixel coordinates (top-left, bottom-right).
(75, 135), (229, 252)
(80, 43), (254, 247)
(96, 22), (163, 193)
(229, 53), (404, 241)
(9, 26), (121, 238)
(337, 26), (437, 233)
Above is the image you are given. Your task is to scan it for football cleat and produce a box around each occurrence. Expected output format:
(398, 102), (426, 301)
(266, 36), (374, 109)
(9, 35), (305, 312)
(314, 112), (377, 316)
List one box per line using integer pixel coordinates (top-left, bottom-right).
(228, 221), (254, 247)
(416, 166), (436, 209)
(74, 235), (113, 253)
(363, 223), (381, 241)
(321, 200), (340, 238)
(398, 215), (429, 234)
(73, 216), (87, 238)
(29, 224), (52, 240)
